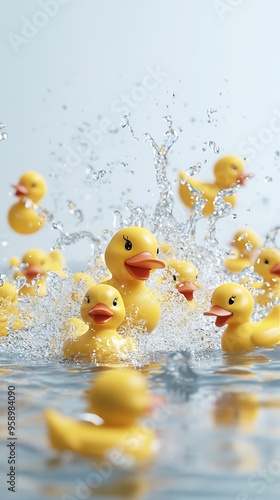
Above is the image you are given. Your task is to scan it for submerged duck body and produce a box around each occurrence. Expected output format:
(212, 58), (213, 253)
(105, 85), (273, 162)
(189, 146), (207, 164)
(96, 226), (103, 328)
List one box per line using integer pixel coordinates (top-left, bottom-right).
(45, 369), (158, 463)
(63, 283), (137, 363)
(8, 171), (47, 234)
(204, 283), (280, 352)
(104, 227), (165, 332)
(179, 156), (248, 216)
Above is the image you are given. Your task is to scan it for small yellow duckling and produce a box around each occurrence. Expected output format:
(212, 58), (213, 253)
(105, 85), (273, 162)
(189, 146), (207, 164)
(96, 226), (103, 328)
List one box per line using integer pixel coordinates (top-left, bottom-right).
(63, 284), (137, 363)
(0, 282), (25, 336)
(225, 228), (262, 273)
(253, 247), (280, 306)
(179, 155), (249, 216)
(204, 283), (280, 352)
(45, 369), (158, 463)
(104, 227), (165, 332)
(11, 248), (65, 296)
(8, 171), (47, 234)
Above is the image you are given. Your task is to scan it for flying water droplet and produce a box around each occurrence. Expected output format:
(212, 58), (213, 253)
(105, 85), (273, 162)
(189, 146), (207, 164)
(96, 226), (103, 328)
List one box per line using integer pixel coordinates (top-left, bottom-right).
(0, 123), (8, 141)
(185, 163), (201, 177)
(66, 199), (84, 224)
(264, 176), (273, 182)
(121, 114), (139, 141)
(206, 109), (217, 123)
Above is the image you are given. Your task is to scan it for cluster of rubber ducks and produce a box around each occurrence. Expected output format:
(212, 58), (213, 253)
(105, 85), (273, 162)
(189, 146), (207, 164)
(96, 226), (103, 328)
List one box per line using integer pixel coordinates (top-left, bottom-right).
(2, 163), (280, 463)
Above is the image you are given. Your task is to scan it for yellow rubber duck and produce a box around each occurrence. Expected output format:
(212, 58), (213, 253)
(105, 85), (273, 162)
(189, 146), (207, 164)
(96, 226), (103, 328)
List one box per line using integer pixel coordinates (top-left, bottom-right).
(253, 247), (280, 306)
(166, 259), (200, 304)
(204, 283), (280, 352)
(10, 248), (65, 296)
(45, 368), (158, 463)
(179, 155), (249, 216)
(0, 282), (25, 336)
(225, 228), (262, 273)
(63, 284), (137, 363)
(104, 227), (165, 332)
(8, 171), (47, 234)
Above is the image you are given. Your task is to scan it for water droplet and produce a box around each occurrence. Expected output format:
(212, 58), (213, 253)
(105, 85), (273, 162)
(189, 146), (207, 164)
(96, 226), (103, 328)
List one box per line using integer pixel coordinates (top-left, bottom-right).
(232, 213), (237, 219)
(264, 176), (272, 182)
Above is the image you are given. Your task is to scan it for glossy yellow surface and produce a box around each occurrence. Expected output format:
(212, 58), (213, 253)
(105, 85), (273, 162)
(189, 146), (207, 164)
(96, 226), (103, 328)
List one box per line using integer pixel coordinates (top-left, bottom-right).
(179, 155), (247, 216)
(253, 248), (280, 306)
(204, 283), (280, 352)
(63, 284), (137, 362)
(0, 282), (25, 336)
(45, 369), (157, 463)
(225, 228), (262, 273)
(104, 227), (165, 332)
(8, 171), (47, 234)
(11, 248), (65, 296)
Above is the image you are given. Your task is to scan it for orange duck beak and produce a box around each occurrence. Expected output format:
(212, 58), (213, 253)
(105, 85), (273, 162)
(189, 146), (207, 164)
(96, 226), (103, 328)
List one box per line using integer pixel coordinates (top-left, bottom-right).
(204, 305), (233, 327)
(271, 262), (280, 277)
(125, 251), (165, 280)
(177, 282), (198, 301)
(24, 265), (44, 280)
(236, 171), (252, 186)
(88, 303), (113, 324)
(12, 184), (29, 197)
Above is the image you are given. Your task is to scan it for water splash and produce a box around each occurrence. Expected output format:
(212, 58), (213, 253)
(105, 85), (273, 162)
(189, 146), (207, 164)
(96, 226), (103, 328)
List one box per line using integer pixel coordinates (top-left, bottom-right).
(144, 116), (179, 240)
(203, 141), (220, 154)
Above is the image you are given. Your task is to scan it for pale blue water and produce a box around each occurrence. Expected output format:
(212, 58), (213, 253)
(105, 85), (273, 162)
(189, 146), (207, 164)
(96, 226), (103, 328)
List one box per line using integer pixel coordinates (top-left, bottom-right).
(1, 347), (280, 500)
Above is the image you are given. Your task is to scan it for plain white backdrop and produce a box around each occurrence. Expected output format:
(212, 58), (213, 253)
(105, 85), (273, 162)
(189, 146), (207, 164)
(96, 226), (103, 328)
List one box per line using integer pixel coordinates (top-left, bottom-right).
(1, 0), (280, 270)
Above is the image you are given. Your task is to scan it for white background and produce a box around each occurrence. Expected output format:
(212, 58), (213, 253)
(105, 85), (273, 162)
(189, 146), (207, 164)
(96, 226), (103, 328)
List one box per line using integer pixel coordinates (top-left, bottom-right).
(1, 0), (280, 270)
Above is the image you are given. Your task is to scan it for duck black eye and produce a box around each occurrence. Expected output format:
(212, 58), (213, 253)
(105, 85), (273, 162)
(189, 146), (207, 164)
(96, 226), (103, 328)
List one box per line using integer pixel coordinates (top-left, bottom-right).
(31, 183), (37, 188)
(157, 248), (159, 255)
(228, 295), (236, 305)
(40, 260), (45, 265)
(231, 164), (238, 171)
(123, 236), (132, 251)
(264, 259), (269, 264)
(173, 275), (177, 282)
(86, 296), (90, 304)
(113, 298), (118, 306)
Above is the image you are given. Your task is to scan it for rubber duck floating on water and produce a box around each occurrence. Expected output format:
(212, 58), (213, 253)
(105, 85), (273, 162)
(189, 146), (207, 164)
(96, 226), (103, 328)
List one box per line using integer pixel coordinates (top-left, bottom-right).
(10, 248), (65, 296)
(8, 171), (47, 234)
(0, 282), (25, 336)
(252, 247), (280, 306)
(225, 228), (262, 273)
(104, 227), (165, 332)
(179, 155), (250, 216)
(63, 284), (137, 363)
(204, 283), (280, 352)
(45, 368), (158, 463)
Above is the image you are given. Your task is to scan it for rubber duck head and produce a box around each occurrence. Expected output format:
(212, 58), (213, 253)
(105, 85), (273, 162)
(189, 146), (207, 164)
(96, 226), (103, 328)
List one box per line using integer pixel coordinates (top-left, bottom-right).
(168, 260), (199, 301)
(204, 283), (254, 326)
(81, 284), (125, 330)
(86, 369), (149, 427)
(0, 282), (18, 307)
(213, 156), (249, 189)
(12, 171), (47, 203)
(231, 228), (262, 255)
(105, 227), (165, 283)
(254, 247), (280, 282)
(21, 248), (50, 280)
